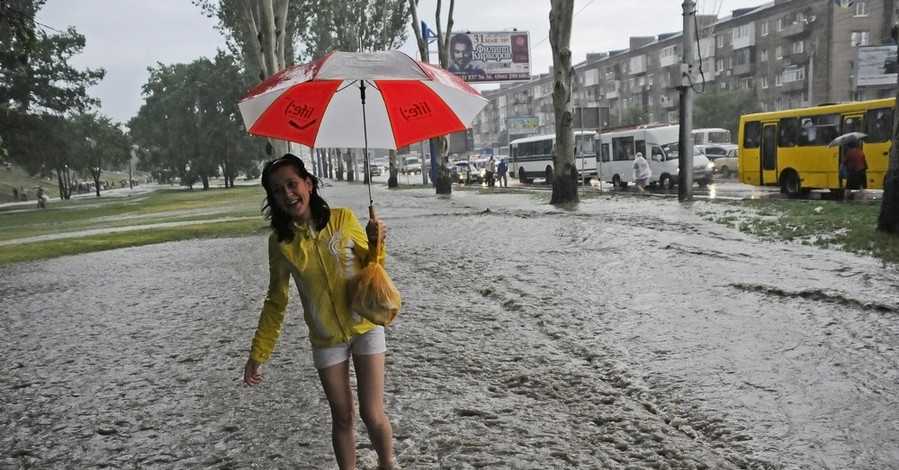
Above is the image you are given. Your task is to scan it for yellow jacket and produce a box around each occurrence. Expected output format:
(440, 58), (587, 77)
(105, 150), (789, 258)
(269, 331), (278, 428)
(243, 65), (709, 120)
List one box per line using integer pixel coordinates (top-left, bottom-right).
(250, 207), (387, 363)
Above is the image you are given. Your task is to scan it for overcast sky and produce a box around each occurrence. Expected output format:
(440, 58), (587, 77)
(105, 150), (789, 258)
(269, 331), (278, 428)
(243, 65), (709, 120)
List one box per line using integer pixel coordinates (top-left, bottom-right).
(37, 0), (766, 125)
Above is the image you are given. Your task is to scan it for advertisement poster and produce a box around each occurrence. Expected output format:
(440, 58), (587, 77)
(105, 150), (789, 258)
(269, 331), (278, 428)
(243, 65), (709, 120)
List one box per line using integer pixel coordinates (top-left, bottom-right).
(448, 31), (531, 83)
(507, 116), (540, 136)
(855, 45), (898, 88)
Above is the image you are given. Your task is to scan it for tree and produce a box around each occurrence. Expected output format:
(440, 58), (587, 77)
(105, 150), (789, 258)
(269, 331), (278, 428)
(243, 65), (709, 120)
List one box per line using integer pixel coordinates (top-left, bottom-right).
(0, 0), (105, 176)
(549, 0), (577, 205)
(877, 22), (899, 235)
(693, 89), (761, 139)
(409, 0), (455, 194)
(194, 0), (309, 158)
(129, 54), (258, 189)
(70, 112), (131, 197)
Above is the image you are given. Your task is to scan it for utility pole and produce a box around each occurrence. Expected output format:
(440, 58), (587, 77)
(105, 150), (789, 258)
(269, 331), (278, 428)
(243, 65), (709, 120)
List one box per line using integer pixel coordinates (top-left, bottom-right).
(678, 0), (696, 201)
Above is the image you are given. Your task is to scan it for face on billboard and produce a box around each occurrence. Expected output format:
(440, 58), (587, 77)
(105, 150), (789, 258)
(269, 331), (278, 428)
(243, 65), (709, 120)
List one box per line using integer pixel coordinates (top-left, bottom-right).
(452, 42), (472, 68)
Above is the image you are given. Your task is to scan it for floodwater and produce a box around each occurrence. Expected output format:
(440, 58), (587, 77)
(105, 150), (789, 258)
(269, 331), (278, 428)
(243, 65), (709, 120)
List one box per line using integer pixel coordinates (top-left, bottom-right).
(2, 182), (898, 470)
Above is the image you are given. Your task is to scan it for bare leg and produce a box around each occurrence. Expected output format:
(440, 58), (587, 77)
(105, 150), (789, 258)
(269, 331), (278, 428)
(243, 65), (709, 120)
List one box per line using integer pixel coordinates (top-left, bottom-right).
(354, 352), (395, 469)
(318, 360), (356, 470)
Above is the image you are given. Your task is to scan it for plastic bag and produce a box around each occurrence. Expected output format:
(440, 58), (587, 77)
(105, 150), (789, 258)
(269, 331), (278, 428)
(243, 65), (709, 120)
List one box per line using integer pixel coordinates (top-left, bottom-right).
(839, 163), (848, 179)
(349, 207), (401, 326)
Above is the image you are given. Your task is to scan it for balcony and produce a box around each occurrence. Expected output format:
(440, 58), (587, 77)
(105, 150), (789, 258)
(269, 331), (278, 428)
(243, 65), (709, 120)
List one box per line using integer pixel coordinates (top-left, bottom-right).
(733, 63), (754, 76)
(781, 21), (810, 37)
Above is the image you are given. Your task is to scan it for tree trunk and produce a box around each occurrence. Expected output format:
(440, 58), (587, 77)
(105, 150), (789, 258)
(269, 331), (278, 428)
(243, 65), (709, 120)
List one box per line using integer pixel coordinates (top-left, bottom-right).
(877, 22), (899, 235)
(410, 0), (456, 195)
(388, 149), (399, 188)
(549, 0), (578, 205)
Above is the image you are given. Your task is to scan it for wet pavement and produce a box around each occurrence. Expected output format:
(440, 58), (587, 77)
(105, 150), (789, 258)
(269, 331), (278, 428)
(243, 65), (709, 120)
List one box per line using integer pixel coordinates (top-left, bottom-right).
(1, 181), (897, 469)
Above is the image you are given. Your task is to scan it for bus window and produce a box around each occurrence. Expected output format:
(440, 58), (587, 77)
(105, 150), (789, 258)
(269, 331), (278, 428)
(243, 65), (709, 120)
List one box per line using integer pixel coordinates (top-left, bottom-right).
(778, 117), (799, 147)
(743, 121), (761, 148)
(612, 136), (635, 161)
(762, 125), (777, 171)
(799, 114), (839, 146)
(843, 116), (862, 134)
(651, 146), (664, 162)
(635, 140), (646, 157)
(576, 134), (595, 155)
(601, 143), (610, 163)
(865, 108), (893, 143)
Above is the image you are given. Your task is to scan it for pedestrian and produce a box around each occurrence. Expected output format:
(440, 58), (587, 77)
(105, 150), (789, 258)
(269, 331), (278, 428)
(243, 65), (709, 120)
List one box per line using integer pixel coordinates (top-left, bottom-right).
(36, 187), (46, 209)
(12, 187), (18, 201)
(485, 155), (496, 187)
(243, 153), (398, 470)
(632, 152), (651, 194)
(842, 141), (867, 202)
(497, 158), (508, 187)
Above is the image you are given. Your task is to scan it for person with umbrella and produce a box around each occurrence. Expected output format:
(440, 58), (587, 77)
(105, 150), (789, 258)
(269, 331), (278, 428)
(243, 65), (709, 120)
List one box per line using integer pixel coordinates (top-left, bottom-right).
(842, 140), (868, 202)
(243, 154), (397, 470)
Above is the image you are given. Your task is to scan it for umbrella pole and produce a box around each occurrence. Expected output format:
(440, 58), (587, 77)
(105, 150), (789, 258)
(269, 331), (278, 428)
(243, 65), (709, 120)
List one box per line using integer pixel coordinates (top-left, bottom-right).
(359, 81), (374, 208)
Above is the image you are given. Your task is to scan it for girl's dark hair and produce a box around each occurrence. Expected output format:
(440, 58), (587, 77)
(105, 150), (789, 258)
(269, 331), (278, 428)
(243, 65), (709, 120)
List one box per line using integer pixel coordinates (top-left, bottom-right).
(261, 153), (330, 242)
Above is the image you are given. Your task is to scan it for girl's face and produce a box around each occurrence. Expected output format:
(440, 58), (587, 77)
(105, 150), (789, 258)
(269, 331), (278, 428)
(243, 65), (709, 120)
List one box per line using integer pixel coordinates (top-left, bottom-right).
(269, 165), (313, 222)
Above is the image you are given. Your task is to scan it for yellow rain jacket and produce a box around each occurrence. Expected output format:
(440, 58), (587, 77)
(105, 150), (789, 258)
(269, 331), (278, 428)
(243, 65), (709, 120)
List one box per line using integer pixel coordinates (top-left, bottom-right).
(250, 207), (387, 363)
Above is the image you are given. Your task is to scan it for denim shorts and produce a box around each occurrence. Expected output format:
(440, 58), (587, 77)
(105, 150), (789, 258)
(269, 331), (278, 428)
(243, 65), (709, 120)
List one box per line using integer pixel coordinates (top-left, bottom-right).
(311, 326), (386, 369)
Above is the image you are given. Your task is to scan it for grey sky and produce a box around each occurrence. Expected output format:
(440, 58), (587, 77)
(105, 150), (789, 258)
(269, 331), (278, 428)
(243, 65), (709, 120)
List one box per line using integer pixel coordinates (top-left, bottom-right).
(37, 0), (764, 125)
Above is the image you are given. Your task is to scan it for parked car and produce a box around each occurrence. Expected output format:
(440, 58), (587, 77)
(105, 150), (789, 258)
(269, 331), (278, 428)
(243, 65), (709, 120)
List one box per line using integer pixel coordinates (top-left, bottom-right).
(401, 156), (423, 175)
(712, 147), (739, 178)
(451, 161), (481, 184)
(697, 143), (737, 161)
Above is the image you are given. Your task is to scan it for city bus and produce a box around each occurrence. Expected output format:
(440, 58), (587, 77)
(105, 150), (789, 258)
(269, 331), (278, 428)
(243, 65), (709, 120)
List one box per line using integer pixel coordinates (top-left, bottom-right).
(595, 124), (714, 188)
(738, 98), (894, 197)
(692, 127), (732, 145)
(508, 131), (597, 183)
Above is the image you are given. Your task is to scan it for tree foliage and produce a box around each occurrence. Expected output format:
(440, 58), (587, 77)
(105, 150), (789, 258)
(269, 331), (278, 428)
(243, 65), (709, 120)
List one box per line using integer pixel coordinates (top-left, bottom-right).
(129, 52), (260, 189)
(693, 89), (761, 139)
(0, 0), (105, 177)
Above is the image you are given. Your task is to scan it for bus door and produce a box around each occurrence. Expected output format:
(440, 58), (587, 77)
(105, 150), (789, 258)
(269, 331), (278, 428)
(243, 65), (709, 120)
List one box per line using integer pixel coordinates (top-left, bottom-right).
(760, 124), (778, 185)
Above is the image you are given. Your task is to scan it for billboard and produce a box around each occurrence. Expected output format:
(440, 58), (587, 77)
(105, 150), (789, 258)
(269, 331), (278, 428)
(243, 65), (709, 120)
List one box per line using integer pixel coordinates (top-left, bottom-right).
(507, 116), (539, 136)
(855, 45), (898, 88)
(448, 31), (531, 83)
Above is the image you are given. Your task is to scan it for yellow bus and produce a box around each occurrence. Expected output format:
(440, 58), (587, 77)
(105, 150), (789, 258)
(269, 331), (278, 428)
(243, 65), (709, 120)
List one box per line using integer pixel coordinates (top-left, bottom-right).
(738, 98), (894, 197)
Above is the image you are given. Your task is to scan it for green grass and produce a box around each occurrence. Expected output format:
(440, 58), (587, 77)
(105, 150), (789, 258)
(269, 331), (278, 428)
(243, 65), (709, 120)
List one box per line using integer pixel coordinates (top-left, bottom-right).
(701, 199), (899, 265)
(0, 185), (268, 264)
(3, 175), (899, 267)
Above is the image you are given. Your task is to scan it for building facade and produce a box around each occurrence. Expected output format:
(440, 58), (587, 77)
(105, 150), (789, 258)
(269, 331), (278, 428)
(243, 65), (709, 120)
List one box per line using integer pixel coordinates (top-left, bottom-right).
(471, 0), (897, 148)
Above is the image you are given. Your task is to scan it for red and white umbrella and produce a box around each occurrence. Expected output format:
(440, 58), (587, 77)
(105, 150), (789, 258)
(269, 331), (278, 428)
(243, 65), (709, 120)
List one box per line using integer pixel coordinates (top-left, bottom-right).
(237, 50), (489, 150)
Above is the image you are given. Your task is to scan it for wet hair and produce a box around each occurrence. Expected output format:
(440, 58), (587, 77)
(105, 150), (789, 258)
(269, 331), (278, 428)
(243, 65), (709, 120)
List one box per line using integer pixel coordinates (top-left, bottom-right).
(261, 153), (330, 242)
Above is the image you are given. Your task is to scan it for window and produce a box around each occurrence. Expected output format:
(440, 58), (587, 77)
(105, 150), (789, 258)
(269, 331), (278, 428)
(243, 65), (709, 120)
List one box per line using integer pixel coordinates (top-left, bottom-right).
(743, 121), (761, 148)
(778, 117), (800, 147)
(775, 46), (783, 59)
(855, 2), (868, 17)
(775, 74), (783, 87)
(776, 18), (783, 31)
(734, 48), (752, 66)
(851, 31), (870, 47)
(716, 58), (725, 72)
(761, 22), (769, 36)
(761, 49), (769, 62)
(761, 76), (769, 89)
(717, 34), (725, 48)
(798, 114), (839, 146)
(783, 67), (805, 83)
(792, 41), (804, 54)
(866, 107), (893, 143)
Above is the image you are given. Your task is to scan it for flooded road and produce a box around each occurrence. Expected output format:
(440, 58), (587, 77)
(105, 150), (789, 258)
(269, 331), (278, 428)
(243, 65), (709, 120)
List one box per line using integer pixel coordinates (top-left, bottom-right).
(2, 182), (897, 469)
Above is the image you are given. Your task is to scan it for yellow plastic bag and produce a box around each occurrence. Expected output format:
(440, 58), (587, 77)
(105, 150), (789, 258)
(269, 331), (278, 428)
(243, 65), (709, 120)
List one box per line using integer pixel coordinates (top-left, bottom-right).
(350, 207), (401, 326)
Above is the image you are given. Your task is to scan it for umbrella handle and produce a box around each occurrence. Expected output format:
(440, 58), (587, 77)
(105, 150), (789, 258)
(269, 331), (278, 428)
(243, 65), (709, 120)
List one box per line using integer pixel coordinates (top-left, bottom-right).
(366, 204), (383, 260)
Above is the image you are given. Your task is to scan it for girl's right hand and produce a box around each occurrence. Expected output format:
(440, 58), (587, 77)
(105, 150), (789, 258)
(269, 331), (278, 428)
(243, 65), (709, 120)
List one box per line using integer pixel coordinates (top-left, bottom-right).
(244, 358), (262, 386)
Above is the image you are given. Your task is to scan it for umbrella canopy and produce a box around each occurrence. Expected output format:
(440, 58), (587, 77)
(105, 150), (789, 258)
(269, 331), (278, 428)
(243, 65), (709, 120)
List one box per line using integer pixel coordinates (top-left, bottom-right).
(828, 131), (868, 148)
(237, 50), (489, 150)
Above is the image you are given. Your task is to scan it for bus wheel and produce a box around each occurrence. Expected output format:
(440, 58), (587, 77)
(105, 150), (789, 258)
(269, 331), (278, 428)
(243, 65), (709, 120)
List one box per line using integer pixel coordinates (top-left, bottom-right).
(659, 174), (674, 189)
(518, 167), (530, 184)
(781, 172), (802, 198)
(545, 166), (553, 185)
(720, 166), (731, 178)
(612, 174), (621, 188)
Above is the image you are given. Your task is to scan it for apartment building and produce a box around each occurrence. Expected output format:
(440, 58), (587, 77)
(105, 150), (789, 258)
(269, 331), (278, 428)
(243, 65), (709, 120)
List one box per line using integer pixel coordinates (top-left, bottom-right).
(471, 0), (897, 148)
